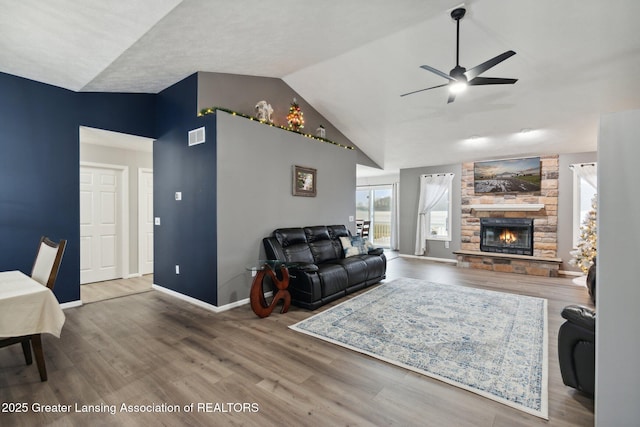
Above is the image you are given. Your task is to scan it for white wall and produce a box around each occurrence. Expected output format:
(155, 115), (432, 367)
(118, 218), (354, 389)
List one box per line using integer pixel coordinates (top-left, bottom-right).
(596, 109), (640, 425)
(216, 112), (357, 306)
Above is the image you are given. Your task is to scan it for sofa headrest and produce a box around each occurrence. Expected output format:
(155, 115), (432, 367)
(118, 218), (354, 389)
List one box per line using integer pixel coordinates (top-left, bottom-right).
(274, 228), (307, 247)
(304, 226), (331, 242)
(327, 225), (349, 239)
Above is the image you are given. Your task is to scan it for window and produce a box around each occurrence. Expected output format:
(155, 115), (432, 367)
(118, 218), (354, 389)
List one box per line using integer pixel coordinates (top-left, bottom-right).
(415, 173), (454, 255)
(428, 186), (451, 240)
(571, 163), (597, 247)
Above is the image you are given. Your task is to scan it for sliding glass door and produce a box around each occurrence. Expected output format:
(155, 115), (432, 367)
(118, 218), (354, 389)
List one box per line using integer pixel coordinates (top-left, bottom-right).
(356, 186), (392, 247)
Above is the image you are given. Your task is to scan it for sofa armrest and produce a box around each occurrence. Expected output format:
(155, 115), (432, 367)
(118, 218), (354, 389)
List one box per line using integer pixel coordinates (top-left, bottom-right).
(290, 263), (319, 273)
(561, 305), (596, 332)
(263, 237), (286, 261)
(367, 247), (384, 256)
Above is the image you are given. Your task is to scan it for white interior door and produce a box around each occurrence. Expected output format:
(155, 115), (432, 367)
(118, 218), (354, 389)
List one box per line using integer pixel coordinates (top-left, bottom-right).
(139, 169), (154, 275)
(80, 166), (121, 284)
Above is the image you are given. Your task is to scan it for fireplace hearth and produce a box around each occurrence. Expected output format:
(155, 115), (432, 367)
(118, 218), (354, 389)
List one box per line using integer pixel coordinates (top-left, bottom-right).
(480, 218), (534, 256)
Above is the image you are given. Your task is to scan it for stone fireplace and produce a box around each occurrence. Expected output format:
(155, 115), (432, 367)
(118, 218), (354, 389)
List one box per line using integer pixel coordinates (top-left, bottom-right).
(454, 155), (562, 277)
(480, 218), (534, 256)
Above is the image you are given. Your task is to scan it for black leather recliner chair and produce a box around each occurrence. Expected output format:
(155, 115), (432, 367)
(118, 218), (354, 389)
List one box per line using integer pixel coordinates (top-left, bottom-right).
(558, 305), (596, 396)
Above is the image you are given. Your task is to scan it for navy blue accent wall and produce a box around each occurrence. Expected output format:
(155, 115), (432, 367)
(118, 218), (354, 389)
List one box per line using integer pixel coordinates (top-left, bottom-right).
(153, 74), (217, 305)
(154, 74), (218, 305)
(0, 71), (156, 303)
(78, 92), (156, 138)
(0, 72), (80, 303)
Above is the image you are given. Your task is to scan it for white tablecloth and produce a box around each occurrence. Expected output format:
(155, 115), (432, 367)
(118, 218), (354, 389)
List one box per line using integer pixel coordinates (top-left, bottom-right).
(0, 270), (65, 338)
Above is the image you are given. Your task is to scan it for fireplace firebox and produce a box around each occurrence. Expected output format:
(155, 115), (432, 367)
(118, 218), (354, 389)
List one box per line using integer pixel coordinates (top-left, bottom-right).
(480, 218), (534, 256)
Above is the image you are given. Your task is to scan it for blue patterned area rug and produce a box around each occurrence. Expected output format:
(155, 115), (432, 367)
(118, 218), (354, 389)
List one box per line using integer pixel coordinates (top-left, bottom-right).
(290, 277), (548, 419)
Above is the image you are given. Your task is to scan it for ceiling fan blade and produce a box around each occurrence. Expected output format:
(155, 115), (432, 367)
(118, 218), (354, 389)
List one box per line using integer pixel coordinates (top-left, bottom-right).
(420, 65), (455, 81)
(464, 50), (516, 80)
(468, 77), (518, 86)
(447, 92), (456, 104)
(400, 83), (448, 97)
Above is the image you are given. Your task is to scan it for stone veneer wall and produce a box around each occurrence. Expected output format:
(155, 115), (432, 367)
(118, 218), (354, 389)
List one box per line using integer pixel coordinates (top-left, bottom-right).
(460, 155), (559, 258)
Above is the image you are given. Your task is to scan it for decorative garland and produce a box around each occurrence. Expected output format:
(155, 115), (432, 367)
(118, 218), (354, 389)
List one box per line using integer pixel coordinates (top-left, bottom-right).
(198, 106), (355, 150)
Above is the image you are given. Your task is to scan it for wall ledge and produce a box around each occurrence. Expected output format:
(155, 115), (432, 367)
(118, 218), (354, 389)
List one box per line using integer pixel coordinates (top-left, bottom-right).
(454, 250), (562, 263)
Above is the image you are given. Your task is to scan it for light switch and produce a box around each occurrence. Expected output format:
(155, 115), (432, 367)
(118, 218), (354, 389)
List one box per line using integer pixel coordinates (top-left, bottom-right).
(349, 216), (354, 222)
(175, 265), (180, 274)
(175, 192), (182, 201)
(154, 217), (161, 225)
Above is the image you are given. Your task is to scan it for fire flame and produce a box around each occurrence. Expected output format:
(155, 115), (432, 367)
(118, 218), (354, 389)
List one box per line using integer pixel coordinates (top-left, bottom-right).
(499, 229), (518, 244)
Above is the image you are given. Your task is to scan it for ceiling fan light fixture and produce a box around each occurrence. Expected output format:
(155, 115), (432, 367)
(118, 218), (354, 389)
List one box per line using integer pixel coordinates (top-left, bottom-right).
(400, 6), (517, 102)
(449, 81), (468, 94)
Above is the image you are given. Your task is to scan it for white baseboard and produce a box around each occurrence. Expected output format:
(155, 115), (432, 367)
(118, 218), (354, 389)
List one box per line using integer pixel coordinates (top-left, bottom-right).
(399, 254), (458, 264)
(60, 300), (82, 309)
(151, 284), (256, 313)
(127, 273), (142, 279)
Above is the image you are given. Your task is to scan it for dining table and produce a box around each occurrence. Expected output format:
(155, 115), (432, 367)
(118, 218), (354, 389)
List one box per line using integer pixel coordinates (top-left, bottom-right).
(0, 270), (65, 338)
(0, 270), (65, 381)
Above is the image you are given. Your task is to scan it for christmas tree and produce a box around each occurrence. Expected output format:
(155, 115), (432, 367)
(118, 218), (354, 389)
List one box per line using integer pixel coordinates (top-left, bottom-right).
(286, 98), (304, 131)
(570, 194), (597, 274)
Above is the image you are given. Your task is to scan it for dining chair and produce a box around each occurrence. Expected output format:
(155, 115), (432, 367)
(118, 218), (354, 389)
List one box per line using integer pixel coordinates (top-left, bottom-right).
(361, 221), (371, 240)
(0, 236), (66, 381)
(31, 237), (67, 289)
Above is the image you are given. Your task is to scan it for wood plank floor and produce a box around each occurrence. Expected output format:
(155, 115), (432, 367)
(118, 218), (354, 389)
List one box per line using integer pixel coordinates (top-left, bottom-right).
(81, 275), (153, 304)
(0, 257), (594, 426)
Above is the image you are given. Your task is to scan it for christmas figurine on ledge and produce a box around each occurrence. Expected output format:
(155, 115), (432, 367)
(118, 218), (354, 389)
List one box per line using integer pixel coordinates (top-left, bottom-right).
(286, 98), (305, 132)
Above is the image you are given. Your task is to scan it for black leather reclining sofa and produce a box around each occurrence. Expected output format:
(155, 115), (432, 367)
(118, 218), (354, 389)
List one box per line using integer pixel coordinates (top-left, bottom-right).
(263, 225), (386, 310)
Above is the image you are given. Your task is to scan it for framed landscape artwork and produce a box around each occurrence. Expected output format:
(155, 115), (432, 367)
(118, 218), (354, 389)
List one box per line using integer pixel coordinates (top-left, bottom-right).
(474, 157), (541, 193)
(293, 165), (317, 197)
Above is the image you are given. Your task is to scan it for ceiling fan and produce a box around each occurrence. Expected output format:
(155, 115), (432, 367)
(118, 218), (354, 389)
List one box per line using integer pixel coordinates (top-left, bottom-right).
(401, 7), (517, 103)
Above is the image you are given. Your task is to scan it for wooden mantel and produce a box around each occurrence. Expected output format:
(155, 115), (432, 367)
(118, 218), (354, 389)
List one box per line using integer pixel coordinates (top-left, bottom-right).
(468, 204), (545, 212)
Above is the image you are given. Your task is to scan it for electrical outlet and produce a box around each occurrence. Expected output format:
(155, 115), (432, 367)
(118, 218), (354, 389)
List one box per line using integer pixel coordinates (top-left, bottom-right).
(175, 192), (182, 201)
(154, 217), (161, 225)
(175, 265), (180, 274)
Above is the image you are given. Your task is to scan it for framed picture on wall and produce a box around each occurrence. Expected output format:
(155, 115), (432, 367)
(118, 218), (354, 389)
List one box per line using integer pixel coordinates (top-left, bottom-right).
(474, 156), (541, 193)
(293, 165), (317, 197)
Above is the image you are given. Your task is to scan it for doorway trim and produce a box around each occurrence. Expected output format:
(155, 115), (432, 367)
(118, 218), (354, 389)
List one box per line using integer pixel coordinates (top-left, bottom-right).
(80, 161), (130, 282)
(138, 167), (153, 276)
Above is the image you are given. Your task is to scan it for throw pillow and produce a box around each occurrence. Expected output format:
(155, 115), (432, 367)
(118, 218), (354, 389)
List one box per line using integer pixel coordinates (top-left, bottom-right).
(340, 236), (368, 258)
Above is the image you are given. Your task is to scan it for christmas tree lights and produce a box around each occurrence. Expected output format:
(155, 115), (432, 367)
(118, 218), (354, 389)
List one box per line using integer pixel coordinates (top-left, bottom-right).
(286, 98), (304, 131)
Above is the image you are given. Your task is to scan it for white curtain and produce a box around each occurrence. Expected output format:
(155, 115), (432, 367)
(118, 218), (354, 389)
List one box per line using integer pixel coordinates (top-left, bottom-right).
(572, 163), (597, 189)
(390, 182), (400, 251)
(414, 174), (454, 255)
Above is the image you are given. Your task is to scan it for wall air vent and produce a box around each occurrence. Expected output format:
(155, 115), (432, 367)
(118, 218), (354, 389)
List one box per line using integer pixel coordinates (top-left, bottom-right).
(188, 127), (206, 146)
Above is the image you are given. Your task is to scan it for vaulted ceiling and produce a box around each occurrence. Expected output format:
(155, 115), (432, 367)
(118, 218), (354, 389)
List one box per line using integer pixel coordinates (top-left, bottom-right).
(2, 0), (639, 176)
